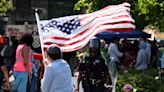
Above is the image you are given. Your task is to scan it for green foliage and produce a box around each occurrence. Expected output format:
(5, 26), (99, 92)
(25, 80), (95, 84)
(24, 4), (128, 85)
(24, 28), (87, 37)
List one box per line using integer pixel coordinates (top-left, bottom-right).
(137, 0), (164, 32)
(0, 0), (13, 16)
(116, 69), (164, 92)
(74, 0), (164, 32)
(74, 0), (136, 13)
(74, 0), (101, 13)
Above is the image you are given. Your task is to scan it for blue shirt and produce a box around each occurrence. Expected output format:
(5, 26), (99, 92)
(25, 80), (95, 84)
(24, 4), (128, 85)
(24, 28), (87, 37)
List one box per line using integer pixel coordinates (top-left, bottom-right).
(135, 49), (148, 70)
(41, 59), (73, 92)
(139, 41), (147, 49)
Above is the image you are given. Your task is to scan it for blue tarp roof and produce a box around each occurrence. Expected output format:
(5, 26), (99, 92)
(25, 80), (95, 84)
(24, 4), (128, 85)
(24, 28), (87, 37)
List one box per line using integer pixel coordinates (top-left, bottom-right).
(96, 28), (151, 39)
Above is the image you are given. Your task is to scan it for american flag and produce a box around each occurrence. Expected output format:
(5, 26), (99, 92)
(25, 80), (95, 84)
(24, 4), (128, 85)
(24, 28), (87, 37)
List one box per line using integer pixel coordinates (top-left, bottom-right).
(36, 2), (135, 52)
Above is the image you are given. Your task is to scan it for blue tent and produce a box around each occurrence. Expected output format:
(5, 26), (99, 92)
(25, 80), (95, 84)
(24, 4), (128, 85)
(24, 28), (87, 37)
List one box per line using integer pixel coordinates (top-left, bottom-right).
(96, 28), (151, 39)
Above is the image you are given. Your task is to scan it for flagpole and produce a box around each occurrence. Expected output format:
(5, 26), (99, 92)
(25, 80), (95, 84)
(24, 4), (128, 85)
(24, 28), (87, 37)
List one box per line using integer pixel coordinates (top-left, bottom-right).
(35, 10), (46, 61)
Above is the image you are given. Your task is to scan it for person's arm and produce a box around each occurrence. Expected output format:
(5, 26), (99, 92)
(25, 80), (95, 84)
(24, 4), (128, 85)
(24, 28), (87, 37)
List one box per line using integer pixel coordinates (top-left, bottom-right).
(33, 53), (43, 60)
(41, 66), (54, 92)
(75, 59), (84, 92)
(1, 65), (10, 90)
(104, 74), (112, 92)
(101, 59), (112, 92)
(22, 45), (31, 80)
(75, 71), (82, 92)
(113, 44), (123, 58)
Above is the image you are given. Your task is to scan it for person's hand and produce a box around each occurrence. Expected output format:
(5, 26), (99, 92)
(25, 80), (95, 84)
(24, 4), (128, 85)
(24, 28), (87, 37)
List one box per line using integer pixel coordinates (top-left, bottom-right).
(4, 81), (10, 91)
(44, 59), (50, 66)
(44, 61), (49, 66)
(74, 88), (79, 92)
(28, 73), (32, 84)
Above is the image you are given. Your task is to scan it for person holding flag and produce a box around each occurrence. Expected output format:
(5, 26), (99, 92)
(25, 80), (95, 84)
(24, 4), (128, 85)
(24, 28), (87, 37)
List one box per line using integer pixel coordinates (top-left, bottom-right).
(41, 45), (73, 92)
(34, 2), (136, 92)
(35, 2), (135, 53)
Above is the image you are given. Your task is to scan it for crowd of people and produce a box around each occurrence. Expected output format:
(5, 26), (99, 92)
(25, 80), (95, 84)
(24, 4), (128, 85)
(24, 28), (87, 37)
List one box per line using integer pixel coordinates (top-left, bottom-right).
(0, 36), (18, 91)
(74, 36), (162, 92)
(0, 33), (163, 92)
(0, 34), (42, 92)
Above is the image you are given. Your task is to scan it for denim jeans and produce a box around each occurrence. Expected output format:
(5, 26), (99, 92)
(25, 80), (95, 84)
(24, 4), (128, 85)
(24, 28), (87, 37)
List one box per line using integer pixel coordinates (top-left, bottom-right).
(12, 72), (28, 92)
(31, 75), (38, 92)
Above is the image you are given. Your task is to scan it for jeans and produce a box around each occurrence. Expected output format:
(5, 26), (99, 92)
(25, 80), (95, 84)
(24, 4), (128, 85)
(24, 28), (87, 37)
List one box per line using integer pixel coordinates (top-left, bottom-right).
(12, 72), (28, 92)
(31, 75), (38, 92)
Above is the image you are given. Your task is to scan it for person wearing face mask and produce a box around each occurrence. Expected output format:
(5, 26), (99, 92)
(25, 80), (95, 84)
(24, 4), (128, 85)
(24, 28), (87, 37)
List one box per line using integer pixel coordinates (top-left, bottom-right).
(41, 45), (73, 92)
(75, 37), (112, 92)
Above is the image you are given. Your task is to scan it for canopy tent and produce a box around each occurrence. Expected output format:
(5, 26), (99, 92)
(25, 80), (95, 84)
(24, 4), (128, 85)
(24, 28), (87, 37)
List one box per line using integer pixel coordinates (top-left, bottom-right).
(96, 28), (151, 39)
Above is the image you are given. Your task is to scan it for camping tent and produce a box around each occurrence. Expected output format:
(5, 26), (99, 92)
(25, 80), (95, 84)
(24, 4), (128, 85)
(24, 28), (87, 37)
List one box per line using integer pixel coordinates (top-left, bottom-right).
(96, 28), (151, 39)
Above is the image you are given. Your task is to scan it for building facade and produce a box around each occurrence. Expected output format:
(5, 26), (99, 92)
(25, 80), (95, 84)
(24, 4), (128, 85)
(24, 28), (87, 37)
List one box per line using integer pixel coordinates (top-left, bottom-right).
(9, 0), (79, 24)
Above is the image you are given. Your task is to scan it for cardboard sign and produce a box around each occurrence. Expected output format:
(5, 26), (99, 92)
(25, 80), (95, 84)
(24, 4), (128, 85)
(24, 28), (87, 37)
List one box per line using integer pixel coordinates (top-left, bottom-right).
(5, 25), (40, 48)
(5, 25), (38, 36)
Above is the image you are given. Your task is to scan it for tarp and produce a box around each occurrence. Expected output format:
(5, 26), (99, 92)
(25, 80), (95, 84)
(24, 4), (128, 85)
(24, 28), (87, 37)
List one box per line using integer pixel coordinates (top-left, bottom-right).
(96, 28), (151, 39)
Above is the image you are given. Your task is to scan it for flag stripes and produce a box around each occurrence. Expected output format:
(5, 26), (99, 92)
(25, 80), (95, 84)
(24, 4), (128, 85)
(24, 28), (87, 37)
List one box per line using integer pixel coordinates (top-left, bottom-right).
(36, 2), (135, 52)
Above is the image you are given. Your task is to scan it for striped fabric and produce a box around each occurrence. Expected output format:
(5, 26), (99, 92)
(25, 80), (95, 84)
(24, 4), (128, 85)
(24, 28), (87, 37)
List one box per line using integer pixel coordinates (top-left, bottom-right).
(36, 2), (135, 52)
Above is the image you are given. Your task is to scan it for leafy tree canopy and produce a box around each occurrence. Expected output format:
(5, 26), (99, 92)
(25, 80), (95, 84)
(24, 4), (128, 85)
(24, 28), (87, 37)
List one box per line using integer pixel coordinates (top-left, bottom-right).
(0, 0), (13, 16)
(74, 0), (164, 32)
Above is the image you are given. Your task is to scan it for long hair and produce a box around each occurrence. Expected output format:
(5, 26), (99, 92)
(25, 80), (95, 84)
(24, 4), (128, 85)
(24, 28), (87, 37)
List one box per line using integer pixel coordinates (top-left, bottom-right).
(19, 33), (33, 47)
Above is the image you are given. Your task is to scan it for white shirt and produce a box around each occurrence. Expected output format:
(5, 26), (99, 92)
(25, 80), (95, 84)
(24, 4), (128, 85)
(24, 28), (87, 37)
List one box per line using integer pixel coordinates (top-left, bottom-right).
(108, 43), (123, 61)
(41, 59), (73, 92)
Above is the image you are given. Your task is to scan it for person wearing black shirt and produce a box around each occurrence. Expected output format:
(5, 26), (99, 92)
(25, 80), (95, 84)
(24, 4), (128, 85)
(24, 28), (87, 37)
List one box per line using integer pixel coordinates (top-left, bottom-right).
(75, 37), (112, 92)
(0, 55), (10, 91)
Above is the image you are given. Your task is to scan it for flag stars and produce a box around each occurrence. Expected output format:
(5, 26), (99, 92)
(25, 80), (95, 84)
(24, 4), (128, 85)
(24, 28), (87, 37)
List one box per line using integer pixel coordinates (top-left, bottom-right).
(62, 27), (65, 31)
(51, 20), (57, 25)
(69, 25), (73, 28)
(66, 29), (70, 32)
(65, 24), (68, 27)
(73, 26), (76, 29)
(41, 16), (81, 35)
(75, 22), (79, 25)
